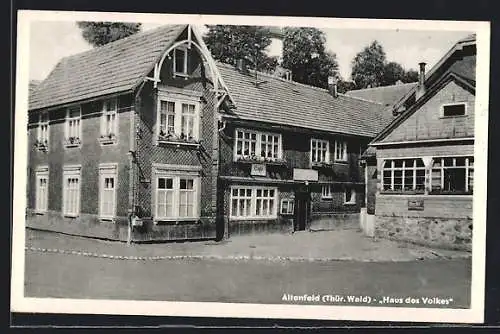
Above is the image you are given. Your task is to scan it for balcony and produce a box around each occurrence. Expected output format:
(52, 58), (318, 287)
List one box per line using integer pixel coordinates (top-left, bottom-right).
(63, 136), (81, 148)
(34, 139), (48, 152)
(98, 133), (117, 145)
(157, 131), (200, 148)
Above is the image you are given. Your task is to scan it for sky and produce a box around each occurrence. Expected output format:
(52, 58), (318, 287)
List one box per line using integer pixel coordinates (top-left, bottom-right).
(28, 21), (473, 82)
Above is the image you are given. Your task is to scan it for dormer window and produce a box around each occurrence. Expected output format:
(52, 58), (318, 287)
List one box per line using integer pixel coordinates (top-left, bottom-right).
(64, 106), (81, 148)
(442, 103), (466, 117)
(173, 47), (188, 76)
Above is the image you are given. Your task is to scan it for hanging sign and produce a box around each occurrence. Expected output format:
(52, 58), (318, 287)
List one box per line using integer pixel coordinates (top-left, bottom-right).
(251, 164), (267, 176)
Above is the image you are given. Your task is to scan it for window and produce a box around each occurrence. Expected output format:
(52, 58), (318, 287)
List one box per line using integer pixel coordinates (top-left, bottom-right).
(99, 164), (117, 219)
(173, 47), (188, 75)
(334, 140), (348, 162)
(100, 98), (118, 144)
(64, 106), (81, 147)
(382, 159), (425, 193)
(322, 185), (332, 199)
(230, 186), (277, 219)
(442, 103), (466, 117)
(234, 129), (282, 161)
(154, 166), (200, 220)
(35, 166), (49, 213)
(344, 188), (356, 204)
(157, 97), (200, 142)
(36, 111), (49, 151)
(62, 166), (81, 217)
(311, 139), (330, 164)
(280, 198), (294, 215)
(431, 157), (473, 194)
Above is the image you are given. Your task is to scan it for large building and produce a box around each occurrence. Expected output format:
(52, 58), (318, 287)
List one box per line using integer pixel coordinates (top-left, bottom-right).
(26, 24), (387, 242)
(367, 34), (476, 250)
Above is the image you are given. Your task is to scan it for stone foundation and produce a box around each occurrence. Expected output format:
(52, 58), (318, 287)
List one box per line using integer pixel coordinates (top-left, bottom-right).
(309, 213), (359, 231)
(26, 210), (217, 242)
(375, 215), (472, 250)
(228, 217), (294, 237)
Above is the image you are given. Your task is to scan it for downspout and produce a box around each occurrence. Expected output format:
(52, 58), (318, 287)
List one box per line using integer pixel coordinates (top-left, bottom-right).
(127, 79), (147, 244)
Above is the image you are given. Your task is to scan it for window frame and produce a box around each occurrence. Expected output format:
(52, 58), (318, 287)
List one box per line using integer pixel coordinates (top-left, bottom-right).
(99, 98), (118, 145)
(441, 102), (467, 118)
(37, 111), (49, 151)
(321, 184), (333, 200)
(334, 140), (348, 162)
(233, 128), (283, 162)
(64, 106), (82, 148)
(310, 138), (330, 164)
(153, 164), (201, 222)
(62, 165), (81, 217)
(156, 92), (201, 144)
(229, 185), (278, 220)
(34, 166), (49, 214)
(173, 47), (188, 76)
(280, 198), (295, 215)
(381, 158), (426, 194)
(98, 163), (118, 220)
(430, 156), (474, 195)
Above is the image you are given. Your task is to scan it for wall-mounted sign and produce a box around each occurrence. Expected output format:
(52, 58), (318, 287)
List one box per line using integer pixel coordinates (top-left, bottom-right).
(408, 199), (424, 211)
(293, 168), (318, 182)
(251, 164), (267, 176)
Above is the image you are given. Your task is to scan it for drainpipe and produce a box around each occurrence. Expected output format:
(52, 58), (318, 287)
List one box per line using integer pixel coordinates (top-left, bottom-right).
(127, 79), (147, 245)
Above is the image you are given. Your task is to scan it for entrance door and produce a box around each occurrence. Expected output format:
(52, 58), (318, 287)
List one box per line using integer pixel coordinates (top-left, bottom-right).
(294, 190), (310, 231)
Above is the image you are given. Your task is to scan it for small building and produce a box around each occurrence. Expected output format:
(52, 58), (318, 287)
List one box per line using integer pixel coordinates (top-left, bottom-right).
(26, 24), (387, 242)
(367, 34), (476, 250)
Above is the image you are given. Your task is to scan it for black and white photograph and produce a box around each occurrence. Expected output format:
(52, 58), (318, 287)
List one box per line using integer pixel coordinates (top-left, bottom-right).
(11, 10), (489, 323)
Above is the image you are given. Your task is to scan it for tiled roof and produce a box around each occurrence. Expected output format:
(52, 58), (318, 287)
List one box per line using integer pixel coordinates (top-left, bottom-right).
(29, 80), (41, 96)
(217, 63), (388, 138)
(29, 24), (187, 111)
(448, 54), (475, 84)
(345, 82), (417, 107)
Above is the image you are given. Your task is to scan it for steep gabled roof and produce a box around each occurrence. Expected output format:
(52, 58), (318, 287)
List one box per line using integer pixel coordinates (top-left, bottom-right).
(345, 82), (417, 107)
(29, 24), (187, 111)
(217, 63), (388, 138)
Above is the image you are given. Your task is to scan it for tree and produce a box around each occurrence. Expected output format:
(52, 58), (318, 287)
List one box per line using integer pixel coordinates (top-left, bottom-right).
(281, 27), (339, 89)
(76, 22), (142, 47)
(351, 40), (386, 89)
(382, 61), (405, 86)
(203, 25), (277, 73)
(402, 69), (419, 83)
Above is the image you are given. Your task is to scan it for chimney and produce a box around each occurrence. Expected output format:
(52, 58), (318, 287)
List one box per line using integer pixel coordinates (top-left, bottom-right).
(416, 62), (426, 100)
(328, 76), (338, 98)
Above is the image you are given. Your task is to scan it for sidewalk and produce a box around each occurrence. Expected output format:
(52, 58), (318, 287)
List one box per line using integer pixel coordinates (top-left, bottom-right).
(25, 228), (470, 262)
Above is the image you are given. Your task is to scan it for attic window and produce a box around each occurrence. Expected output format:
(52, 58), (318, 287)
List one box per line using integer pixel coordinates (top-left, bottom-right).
(442, 103), (466, 117)
(173, 47), (188, 76)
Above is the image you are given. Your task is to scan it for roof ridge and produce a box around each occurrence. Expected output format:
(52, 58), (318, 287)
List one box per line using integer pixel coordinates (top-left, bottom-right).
(347, 82), (417, 93)
(63, 24), (186, 61)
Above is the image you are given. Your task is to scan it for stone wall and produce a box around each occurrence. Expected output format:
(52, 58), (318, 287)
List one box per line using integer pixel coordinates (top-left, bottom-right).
(375, 215), (472, 250)
(309, 213), (359, 231)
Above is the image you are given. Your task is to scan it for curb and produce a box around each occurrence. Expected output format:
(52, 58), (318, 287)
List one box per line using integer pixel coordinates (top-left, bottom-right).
(24, 246), (471, 263)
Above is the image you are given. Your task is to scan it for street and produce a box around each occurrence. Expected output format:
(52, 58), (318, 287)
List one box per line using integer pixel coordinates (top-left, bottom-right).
(24, 250), (471, 308)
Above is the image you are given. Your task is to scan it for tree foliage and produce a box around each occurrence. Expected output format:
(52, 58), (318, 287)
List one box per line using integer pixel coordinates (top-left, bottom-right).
(282, 27), (339, 88)
(76, 22), (142, 47)
(351, 40), (419, 89)
(203, 25), (278, 73)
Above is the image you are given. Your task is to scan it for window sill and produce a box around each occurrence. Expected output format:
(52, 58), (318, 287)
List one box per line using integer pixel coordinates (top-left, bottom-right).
(230, 216), (278, 221)
(64, 139), (82, 149)
(173, 72), (189, 79)
(311, 162), (334, 169)
(99, 217), (115, 222)
(63, 214), (79, 218)
(154, 218), (200, 225)
(321, 197), (333, 201)
(440, 115), (467, 119)
(235, 158), (287, 166)
(280, 212), (294, 216)
(429, 191), (473, 196)
(34, 210), (46, 215)
(157, 137), (200, 148)
(334, 160), (348, 164)
(98, 136), (117, 146)
(380, 191), (425, 195)
(343, 202), (356, 205)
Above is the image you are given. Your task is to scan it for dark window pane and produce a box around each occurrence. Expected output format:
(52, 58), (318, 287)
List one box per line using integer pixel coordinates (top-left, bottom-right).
(443, 104), (465, 117)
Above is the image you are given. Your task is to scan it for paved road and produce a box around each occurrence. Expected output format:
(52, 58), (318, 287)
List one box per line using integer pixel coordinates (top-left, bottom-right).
(24, 251), (471, 308)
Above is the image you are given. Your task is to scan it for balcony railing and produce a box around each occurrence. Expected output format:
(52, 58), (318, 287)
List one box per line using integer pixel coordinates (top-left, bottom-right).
(235, 155), (287, 166)
(157, 131), (200, 148)
(34, 139), (48, 152)
(98, 133), (117, 145)
(64, 136), (81, 148)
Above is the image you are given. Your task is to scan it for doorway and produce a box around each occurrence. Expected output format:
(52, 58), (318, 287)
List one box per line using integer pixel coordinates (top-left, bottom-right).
(294, 188), (311, 231)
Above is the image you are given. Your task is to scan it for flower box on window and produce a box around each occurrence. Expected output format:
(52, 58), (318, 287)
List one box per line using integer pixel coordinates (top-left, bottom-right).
(34, 139), (48, 152)
(236, 155), (287, 166)
(157, 130), (200, 147)
(311, 161), (334, 169)
(98, 133), (117, 145)
(64, 136), (81, 148)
